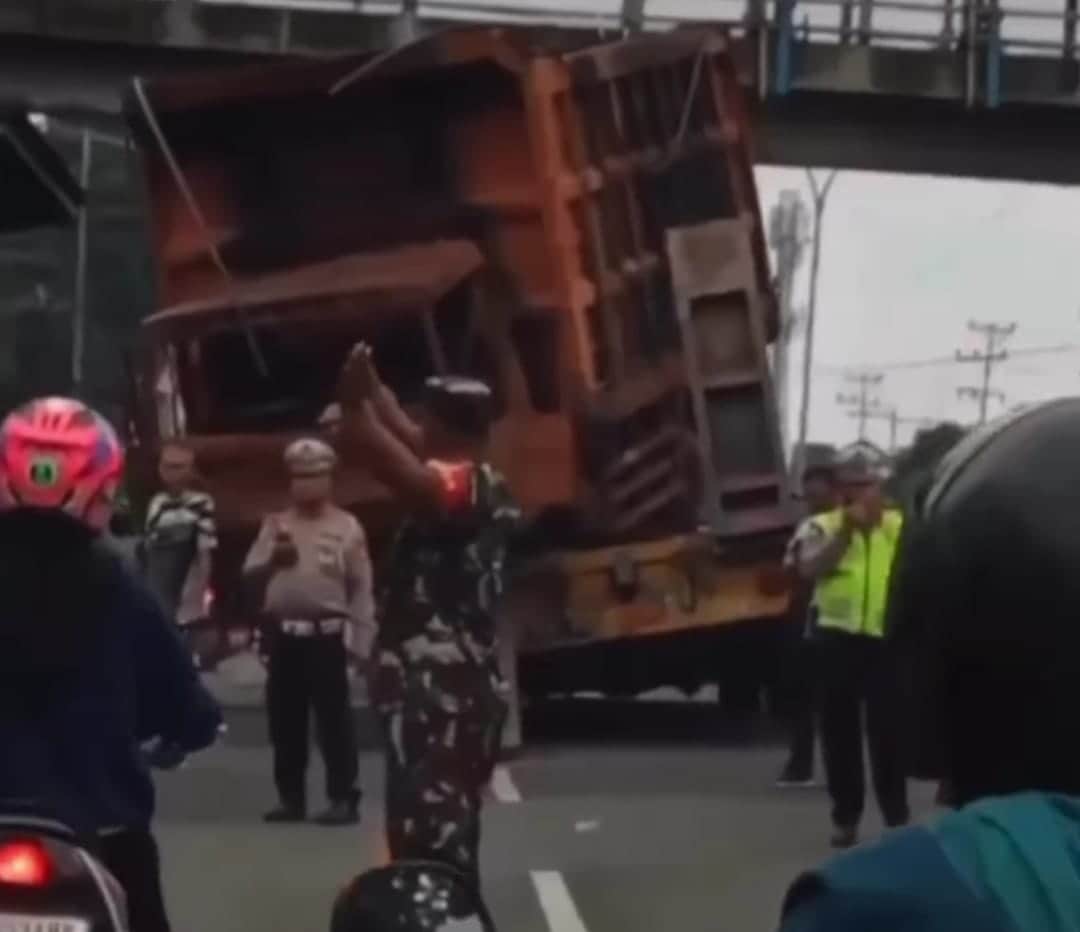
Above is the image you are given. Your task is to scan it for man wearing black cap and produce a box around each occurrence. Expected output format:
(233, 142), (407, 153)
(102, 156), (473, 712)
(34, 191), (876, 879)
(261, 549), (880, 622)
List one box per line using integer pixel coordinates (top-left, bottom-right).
(336, 344), (519, 893)
(780, 399), (1080, 931)
(793, 450), (908, 848)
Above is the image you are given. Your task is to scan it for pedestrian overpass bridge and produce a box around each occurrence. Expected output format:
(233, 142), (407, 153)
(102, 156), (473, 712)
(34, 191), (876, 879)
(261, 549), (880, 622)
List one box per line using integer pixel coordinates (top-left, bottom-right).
(4, 0), (1080, 183)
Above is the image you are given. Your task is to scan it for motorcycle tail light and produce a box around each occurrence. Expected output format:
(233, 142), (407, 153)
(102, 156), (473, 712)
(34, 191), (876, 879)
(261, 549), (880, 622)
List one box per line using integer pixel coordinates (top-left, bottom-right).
(0, 840), (51, 886)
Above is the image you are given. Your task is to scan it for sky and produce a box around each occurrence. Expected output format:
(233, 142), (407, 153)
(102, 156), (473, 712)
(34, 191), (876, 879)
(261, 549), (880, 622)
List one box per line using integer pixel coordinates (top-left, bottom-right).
(753, 167), (1080, 451)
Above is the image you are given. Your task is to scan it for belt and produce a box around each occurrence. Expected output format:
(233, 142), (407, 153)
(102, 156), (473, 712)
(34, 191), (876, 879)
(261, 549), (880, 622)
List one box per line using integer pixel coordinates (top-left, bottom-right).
(279, 618), (346, 637)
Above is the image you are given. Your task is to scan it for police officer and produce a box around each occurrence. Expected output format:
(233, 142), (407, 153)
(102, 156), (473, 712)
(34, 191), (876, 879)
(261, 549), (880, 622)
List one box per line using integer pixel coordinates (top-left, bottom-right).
(779, 401), (1080, 930)
(793, 450), (908, 848)
(336, 343), (519, 891)
(243, 437), (375, 826)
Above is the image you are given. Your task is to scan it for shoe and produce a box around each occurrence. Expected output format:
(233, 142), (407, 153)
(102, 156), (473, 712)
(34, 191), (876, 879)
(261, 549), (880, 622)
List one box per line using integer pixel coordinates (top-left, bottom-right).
(830, 824), (858, 849)
(775, 764), (817, 788)
(263, 804), (306, 824)
(312, 800), (360, 826)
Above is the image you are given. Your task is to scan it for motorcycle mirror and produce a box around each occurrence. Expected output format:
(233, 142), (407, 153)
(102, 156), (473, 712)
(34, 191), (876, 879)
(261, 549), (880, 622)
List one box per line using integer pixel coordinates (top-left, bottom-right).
(331, 861), (497, 932)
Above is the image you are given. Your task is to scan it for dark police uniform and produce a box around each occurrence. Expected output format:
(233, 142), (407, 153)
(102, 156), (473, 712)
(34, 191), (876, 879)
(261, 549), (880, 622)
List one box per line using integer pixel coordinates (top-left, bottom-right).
(372, 459), (519, 887)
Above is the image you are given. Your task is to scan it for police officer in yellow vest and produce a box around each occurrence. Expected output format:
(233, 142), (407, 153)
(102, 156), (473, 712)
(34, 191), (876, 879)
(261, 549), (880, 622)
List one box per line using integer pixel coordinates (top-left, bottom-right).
(794, 449), (908, 848)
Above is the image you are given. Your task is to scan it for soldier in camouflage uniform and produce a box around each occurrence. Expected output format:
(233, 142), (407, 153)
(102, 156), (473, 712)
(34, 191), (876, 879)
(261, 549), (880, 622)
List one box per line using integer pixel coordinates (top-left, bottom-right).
(337, 344), (519, 890)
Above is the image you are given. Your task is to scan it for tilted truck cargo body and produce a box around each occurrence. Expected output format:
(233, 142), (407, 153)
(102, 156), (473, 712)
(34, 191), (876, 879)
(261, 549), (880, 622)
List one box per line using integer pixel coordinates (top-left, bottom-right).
(126, 26), (795, 699)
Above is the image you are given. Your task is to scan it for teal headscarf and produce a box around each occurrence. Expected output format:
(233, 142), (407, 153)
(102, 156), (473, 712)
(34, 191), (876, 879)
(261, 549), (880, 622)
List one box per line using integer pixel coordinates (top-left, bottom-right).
(935, 793), (1080, 932)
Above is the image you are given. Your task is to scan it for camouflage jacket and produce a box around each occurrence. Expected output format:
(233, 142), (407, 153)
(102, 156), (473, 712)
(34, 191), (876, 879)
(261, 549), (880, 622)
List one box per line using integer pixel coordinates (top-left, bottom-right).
(376, 461), (521, 672)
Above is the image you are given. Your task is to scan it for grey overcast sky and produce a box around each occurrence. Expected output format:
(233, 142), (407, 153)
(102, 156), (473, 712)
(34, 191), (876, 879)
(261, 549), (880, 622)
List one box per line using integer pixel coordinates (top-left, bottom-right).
(754, 168), (1080, 451)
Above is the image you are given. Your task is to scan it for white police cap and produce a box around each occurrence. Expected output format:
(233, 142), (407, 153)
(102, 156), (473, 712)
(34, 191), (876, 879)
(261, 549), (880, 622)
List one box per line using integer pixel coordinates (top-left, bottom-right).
(284, 437), (337, 476)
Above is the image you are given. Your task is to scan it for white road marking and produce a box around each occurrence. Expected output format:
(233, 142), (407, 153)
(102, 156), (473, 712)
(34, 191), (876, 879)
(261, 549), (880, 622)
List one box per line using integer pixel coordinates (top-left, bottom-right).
(491, 764), (522, 803)
(531, 870), (590, 932)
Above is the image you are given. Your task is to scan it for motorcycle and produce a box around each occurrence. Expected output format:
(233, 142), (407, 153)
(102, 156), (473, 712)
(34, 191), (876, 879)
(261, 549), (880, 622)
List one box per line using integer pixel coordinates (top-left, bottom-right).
(0, 814), (127, 932)
(0, 733), (217, 932)
(332, 861), (497, 932)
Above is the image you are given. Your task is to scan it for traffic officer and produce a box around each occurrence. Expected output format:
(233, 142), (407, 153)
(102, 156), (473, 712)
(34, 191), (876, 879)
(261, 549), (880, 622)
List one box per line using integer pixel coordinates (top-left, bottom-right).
(243, 437), (375, 826)
(336, 343), (519, 893)
(793, 449), (908, 848)
(779, 400), (1080, 930)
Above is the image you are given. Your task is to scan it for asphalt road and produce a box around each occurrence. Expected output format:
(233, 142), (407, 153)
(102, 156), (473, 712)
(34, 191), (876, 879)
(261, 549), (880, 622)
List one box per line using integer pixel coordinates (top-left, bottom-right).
(155, 738), (938, 932)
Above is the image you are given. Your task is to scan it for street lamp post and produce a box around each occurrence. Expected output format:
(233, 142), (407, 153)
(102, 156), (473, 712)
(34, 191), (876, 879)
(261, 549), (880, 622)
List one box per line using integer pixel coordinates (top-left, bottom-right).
(767, 189), (810, 455)
(72, 128), (93, 393)
(793, 167), (839, 485)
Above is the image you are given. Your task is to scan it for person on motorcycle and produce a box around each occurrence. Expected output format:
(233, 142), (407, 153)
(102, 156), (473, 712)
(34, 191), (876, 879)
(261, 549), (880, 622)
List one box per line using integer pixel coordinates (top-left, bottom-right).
(0, 397), (222, 932)
(779, 398), (1080, 932)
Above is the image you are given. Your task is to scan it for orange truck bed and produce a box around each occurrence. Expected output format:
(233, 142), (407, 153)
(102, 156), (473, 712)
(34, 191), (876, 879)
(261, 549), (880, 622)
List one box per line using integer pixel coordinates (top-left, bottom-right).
(126, 27), (794, 693)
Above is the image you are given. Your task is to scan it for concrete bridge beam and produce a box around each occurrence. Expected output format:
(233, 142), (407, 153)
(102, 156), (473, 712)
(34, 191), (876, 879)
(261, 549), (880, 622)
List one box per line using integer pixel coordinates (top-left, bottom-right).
(5, 27), (1080, 185)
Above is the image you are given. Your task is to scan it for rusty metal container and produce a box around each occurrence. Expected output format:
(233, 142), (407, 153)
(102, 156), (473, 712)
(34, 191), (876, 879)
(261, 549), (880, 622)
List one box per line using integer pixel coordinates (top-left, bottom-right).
(129, 26), (783, 529)
(126, 27), (792, 679)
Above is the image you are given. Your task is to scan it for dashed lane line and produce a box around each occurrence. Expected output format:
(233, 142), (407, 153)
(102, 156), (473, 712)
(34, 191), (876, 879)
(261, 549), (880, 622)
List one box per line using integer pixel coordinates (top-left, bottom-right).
(491, 765), (523, 803)
(530, 870), (590, 932)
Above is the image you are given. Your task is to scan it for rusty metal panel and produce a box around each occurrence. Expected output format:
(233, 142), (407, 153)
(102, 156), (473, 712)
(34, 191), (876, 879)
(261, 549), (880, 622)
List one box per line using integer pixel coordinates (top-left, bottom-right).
(563, 29), (728, 84)
(127, 25), (784, 546)
(543, 29), (782, 535)
(666, 218), (789, 536)
(144, 239), (483, 333)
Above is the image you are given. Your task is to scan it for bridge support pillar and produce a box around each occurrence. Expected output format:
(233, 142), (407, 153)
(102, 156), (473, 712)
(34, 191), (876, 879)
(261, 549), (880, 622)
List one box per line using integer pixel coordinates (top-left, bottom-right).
(774, 0), (795, 94)
(162, 0), (204, 47)
(1066, 0), (1077, 59)
(985, 0), (1003, 106)
(857, 0), (873, 44)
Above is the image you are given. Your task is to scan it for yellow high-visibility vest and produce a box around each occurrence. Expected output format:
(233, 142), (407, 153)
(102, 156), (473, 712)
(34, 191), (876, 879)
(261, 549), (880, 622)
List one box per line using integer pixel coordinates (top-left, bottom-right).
(813, 508), (903, 638)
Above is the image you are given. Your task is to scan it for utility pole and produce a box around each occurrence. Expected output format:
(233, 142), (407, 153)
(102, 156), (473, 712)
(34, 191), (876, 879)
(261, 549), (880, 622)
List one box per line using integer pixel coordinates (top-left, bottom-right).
(72, 128), (92, 394)
(794, 168), (840, 483)
(767, 189), (810, 455)
(837, 370), (884, 442)
(956, 320), (1016, 425)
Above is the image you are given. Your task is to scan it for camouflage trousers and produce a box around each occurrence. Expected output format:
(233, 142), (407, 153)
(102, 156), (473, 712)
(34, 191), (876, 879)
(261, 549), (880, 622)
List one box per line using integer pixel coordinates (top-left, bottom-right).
(372, 652), (506, 886)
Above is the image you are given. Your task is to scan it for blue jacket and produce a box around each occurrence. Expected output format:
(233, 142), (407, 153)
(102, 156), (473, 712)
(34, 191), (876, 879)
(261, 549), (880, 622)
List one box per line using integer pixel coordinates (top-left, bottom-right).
(0, 509), (222, 834)
(780, 793), (1080, 932)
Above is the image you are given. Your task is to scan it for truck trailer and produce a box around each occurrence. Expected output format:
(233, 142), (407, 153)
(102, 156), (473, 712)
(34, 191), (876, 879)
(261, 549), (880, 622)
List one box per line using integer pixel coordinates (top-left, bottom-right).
(124, 25), (796, 728)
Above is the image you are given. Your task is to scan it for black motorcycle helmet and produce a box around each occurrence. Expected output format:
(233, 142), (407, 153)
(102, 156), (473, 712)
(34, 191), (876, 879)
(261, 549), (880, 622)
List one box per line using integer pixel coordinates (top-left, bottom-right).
(888, 398), (1080, 806)
(331, 862), (494, 932)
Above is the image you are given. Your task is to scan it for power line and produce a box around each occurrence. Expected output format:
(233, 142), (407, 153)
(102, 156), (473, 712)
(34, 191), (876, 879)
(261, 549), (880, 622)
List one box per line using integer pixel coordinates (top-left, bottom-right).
(818, 342), (1080, 374)
(837, 370), (884, 441)
(956, 320), (1016, 425)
